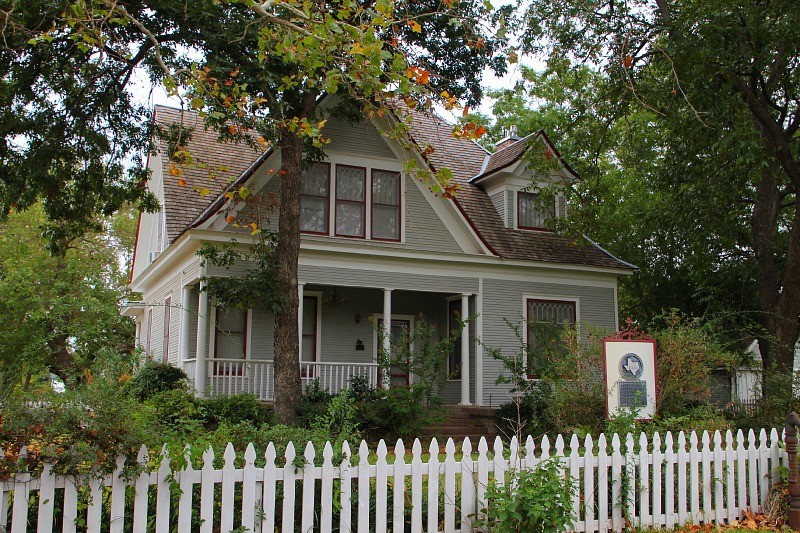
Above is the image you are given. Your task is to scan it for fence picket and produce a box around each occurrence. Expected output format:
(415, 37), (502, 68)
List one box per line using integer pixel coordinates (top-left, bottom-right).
(301, 442), (316, 533)
(652, 433), (663, 527)
(597, 434), (609, 533)
(444, 438), (457, 533)
(262, 443), (277, 533)
(690, 432), (700, 524)
(411, 439), (424, 533)
(110, 455), (127, 533)
(476, 437), (490, 525)
(133, 445), (150, 533)
(375, 440), (388, 533)
(177, 448), (195, 533)
(713, 431), (724, 522)
(242, 444), (258, 533)
(584, 434), (595, 533)
(37, 461), (55, 533)
(610, 434), (623, 532)
(427, 438), (441, 533)
(638, 433), (650, 528)
(281, 442), (297, 533)
(747, 430), (759, 513)
(357, 441), (370, 533)
(702, 431), (712, 521)
(320, 442), (335, 533)
(221, 444), (237, 533)
(677, 432), (688, 524)
(725, 430), (736, 522)
(155, 447), (171, 533)
(340, 442), (353, 533)
(2, 428), (790, 533)
(736, 430), (747, 518)
(570, 434), (582, 529)
(664, 433), (675, 529)
(392, 439), (406, 533)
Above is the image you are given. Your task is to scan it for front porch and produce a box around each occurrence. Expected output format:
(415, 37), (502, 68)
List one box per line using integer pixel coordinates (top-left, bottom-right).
(179, 280), (479, 405)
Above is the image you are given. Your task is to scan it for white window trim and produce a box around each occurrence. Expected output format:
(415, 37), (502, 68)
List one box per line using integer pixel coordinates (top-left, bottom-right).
(445, 295), (463, 382)
(372, 313), (416, 383)
(163, 293), (173, 364)
(521, 294), (580, 379)
(302, 290), (323, 364)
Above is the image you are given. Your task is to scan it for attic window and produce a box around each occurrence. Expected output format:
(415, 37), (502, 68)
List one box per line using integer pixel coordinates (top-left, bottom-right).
(517, 192), (555, 231)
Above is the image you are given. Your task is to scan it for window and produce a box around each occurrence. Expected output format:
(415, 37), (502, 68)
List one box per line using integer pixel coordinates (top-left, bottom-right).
(526, 299), (576, 378)
(301, 295), (318, 377)
(372, 170), (401, 240)
(447, 298), (462, 379)
(518, 191), (555, 230)
(162, 296), (171, 363)
(146, 308), (153, 354)
(214, 307), (247, 361)
(300, 163), (330, 234)
(335, 165), (366, 237)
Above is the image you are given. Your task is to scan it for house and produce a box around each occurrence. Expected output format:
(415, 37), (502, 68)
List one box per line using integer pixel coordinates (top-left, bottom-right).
(123, 101), (635, 408)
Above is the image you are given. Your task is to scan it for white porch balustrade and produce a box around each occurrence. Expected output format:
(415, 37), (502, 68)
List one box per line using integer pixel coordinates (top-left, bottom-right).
(184, 359), (379, 402)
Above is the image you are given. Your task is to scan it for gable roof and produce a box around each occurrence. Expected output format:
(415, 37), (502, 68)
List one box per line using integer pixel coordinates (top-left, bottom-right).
(153, 105), (263, 243)
(152, 104), (633, 272)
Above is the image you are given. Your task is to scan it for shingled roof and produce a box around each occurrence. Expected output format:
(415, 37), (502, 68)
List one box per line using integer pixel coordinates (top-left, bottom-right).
(154, 104), (632, 271)
(153, 105), (262, 243)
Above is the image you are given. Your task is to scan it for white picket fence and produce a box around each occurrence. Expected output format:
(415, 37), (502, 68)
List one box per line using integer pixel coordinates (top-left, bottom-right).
(1, 428), (786, 533)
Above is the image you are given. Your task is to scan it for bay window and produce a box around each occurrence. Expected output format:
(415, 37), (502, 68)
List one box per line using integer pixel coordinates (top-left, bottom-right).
(371, 170), (401, 241)
(335, 165), (366, 237)
(300, 163), (330, 234)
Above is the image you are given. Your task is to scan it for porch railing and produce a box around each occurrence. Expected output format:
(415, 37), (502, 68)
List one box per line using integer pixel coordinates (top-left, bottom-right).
(184, 359), (379, 402)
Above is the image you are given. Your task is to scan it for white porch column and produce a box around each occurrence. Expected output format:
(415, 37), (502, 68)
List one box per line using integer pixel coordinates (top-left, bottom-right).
(195, 266), (209, 397)
(460, 293), (471, 405)
(382, 288), (392, 389)
(179, 285), (192, 367)
(298, 282), (305, 364)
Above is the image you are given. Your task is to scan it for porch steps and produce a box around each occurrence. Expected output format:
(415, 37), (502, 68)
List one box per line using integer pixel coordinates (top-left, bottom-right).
(421, 405), (499, 442)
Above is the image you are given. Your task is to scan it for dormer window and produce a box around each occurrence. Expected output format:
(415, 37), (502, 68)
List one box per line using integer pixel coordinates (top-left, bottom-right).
(517, 191), (555, 231)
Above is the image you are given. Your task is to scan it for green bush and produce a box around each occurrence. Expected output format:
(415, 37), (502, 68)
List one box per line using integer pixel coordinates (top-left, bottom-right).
(296, 379), (333, 427)
(146, 388), (205, 438)
(202, 393), (272, 427)
(479, 458), (574, 533)
(130, 360), (190, 400)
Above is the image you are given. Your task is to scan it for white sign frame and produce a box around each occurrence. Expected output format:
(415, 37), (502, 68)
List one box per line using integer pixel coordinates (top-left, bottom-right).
(604, 338), (658, 420)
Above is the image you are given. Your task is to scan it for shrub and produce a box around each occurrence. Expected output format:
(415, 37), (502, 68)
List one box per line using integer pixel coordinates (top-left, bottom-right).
(202, 393), (272, 427)
(296, 379), (333, 427)
(146, 388), (205, 438)
(130, 360), (190, 400)
(479, 458), (574, 533)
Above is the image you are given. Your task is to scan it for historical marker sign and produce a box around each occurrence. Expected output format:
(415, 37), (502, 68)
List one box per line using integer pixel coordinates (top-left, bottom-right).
(604, 338), (657, 420)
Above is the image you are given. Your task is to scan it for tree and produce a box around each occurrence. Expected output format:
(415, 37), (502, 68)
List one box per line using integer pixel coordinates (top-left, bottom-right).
(0, 204), (136, 397)
(6, 0), (509, 421)
(518, 0), (800, 396)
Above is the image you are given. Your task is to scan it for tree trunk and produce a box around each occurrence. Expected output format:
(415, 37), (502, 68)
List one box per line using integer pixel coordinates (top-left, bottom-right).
(272, 128), (305, 424)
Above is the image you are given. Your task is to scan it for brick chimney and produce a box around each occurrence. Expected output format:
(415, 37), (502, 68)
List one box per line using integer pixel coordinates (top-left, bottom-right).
(494, 125), (520, 151)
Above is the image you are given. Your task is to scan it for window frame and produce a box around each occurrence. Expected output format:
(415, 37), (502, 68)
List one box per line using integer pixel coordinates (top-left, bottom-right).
(516, 190), (556, 231)
(334, 164), (367, 239)
(162, 295), (172, 363)
(523, 296), (579, 379)
(446, 296), (462, 380)
(212, 306), (249, 376)
(300, 162), (332, 236)
(146, 308), (153, 354)
(370, 168), (402, 242)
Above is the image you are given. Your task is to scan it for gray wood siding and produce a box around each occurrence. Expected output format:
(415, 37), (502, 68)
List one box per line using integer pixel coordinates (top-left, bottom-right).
(403, 179), (463, 253)
(299, 265), (479, 294)
(142, 271), (183, 364)
(323, 118), (396, 160)
(490, 191), (505, 228)
(479, 278), (616, 406)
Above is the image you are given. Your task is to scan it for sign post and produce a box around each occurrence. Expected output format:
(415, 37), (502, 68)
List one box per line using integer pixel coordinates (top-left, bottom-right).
(604, 337), (657, 420)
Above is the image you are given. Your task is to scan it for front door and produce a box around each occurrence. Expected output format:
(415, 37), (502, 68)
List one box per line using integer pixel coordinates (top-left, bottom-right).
(377, 318), (411, 387)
